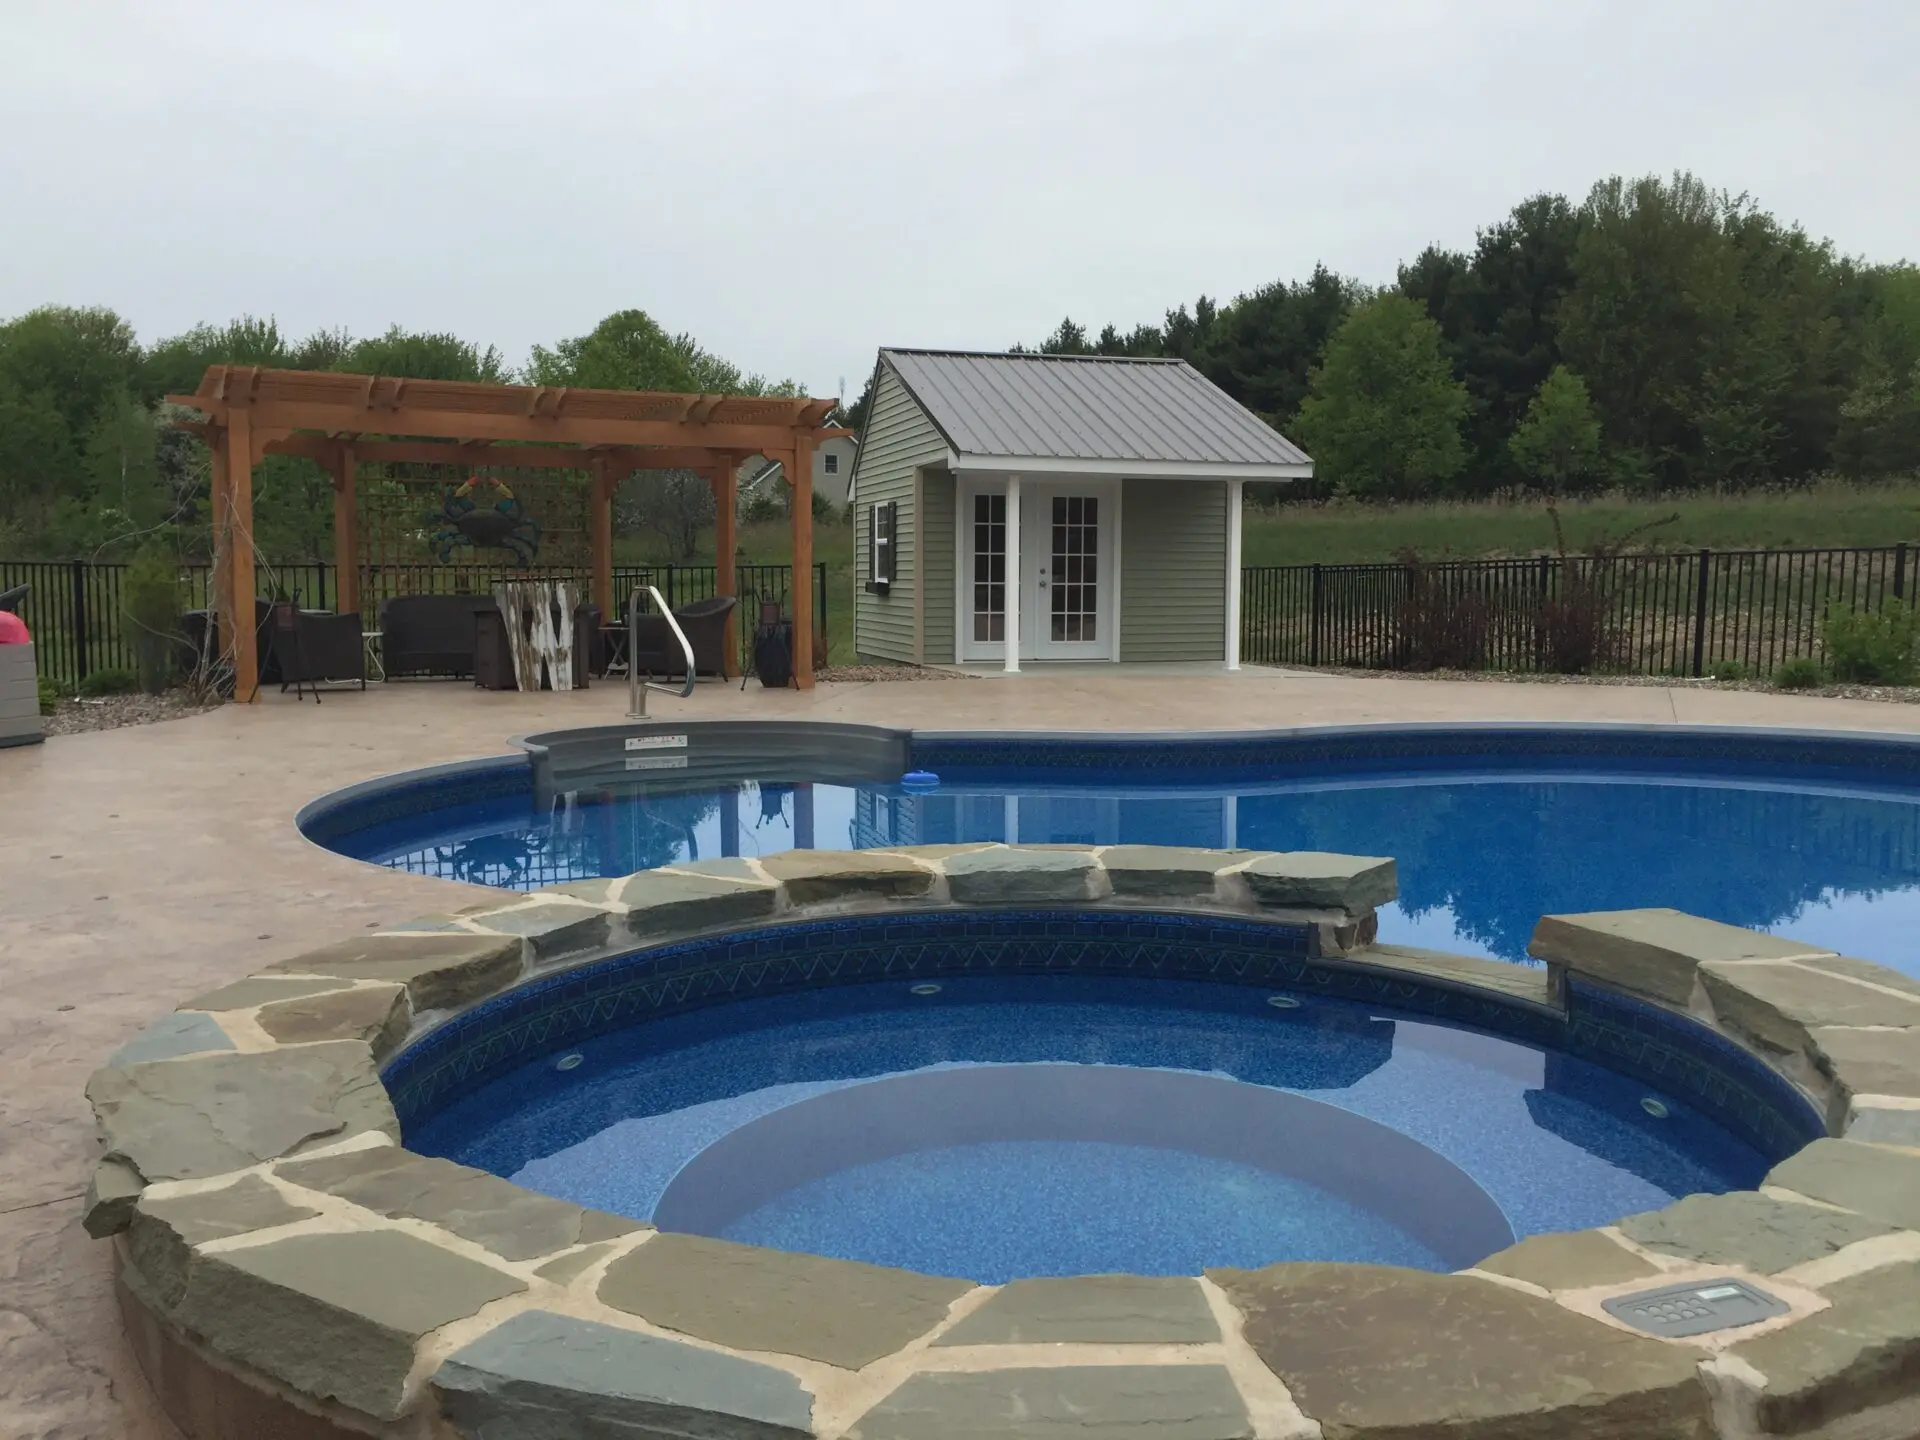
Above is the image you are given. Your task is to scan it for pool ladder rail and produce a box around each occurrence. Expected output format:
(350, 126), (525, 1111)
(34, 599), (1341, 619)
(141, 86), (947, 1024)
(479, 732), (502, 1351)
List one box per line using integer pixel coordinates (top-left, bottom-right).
(627, 585), (697, 719)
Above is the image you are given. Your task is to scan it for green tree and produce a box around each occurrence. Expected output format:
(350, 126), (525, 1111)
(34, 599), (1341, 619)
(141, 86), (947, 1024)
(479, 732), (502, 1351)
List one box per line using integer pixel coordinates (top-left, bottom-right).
(1399, 193), (1584, 492)
(1200, 264), (1359, 425)
(1293, 294), (1471, 498)
(528, 309), (792, 395)
(341, 325), (508, 382)
(1509, 366), (1604, 493)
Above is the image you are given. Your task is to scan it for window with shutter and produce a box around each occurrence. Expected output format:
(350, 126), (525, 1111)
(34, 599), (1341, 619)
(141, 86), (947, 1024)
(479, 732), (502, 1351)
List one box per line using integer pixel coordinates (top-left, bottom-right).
(867, 502), (893, 592)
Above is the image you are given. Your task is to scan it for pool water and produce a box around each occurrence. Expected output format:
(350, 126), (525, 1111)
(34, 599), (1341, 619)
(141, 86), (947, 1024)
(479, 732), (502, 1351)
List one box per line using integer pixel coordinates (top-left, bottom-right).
(338, 765), (1920, 975)
(409, 974), (1771, 1283)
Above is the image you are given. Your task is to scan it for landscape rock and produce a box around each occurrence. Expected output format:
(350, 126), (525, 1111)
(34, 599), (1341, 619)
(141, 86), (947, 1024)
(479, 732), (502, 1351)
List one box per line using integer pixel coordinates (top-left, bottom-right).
(127, 1175), (317, 1309)
(612, 868), (781, 941)
(759, 849), (936, 904)
(180, 976), (352, 1012)
(1361, 944), (1555, 1007)
(1209, 1261), (1712, 1438)
(465, 900), (613, 960)
(80, 1156), (146, 1237)
(171, 1228), (526, 1420)
(1618, 1191), (1895, 1274)
(257, 983), (410, 1060)
(87, 1041), (398, 1183)
(846, 1366), (1251, 1440)
(276, 1145), (634, 1262)
(1471, 1229), (1658, 1291)
(1767, 1138), (1920, 1231)
(1732, 1260), (1920, 1435)
(599, 1234), (972, 1370)
(266, 933), (523, 1012)
(936, 1275), (1219, 1345)
(1098, 846), (1239, 901)
(1844, 1102), (1920, 1148)
(942, 846), (1100, 904)
(1528, 909), (1828, 1006)
(106, 1012), (235, 1067)
(433, 1308), (813, 1439)
(1810, 1026), (1920, 1102)
(1238, 852), (1396, 914)
(1699, 961), (1920, 1055)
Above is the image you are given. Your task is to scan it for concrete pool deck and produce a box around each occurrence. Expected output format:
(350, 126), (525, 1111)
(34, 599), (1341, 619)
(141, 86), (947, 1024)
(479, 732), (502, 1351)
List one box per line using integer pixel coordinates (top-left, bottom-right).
(5, 669), (1920, 1438)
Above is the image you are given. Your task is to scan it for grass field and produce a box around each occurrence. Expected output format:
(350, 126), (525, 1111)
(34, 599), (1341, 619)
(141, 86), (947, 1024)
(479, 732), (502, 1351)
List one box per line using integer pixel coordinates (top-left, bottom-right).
(1240, 481), (1920, 567)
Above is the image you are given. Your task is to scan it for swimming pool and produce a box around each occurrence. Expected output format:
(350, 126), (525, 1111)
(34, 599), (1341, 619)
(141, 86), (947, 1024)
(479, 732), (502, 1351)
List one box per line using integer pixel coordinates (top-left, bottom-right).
(306, 722), (1920, 977)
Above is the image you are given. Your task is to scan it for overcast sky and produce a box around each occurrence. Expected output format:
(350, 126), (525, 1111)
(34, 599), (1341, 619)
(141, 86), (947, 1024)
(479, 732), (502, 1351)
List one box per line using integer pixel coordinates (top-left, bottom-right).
(3, 1), (1913, 401)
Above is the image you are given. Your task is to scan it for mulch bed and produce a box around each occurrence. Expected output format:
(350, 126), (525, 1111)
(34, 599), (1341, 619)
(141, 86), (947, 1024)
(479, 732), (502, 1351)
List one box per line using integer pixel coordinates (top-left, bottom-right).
(1316, 666), (1920, 705)
(42, 691), (223, 737)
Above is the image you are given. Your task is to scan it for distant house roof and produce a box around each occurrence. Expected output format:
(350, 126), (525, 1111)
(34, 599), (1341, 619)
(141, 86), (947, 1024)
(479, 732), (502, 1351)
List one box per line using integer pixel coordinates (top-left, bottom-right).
(880, 348), (1311, 478)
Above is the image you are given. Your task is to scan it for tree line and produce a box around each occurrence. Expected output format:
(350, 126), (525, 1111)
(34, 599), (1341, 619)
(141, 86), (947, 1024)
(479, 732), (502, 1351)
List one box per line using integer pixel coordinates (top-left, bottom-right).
(4, 169), (1917, 564)
(1002, 173), (1920, 501)
(0, 309), (796, 561)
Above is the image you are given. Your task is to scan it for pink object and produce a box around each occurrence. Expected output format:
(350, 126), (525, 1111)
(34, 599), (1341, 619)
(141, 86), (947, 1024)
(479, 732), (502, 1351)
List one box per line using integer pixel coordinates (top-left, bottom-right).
(0, 611), (29, 645)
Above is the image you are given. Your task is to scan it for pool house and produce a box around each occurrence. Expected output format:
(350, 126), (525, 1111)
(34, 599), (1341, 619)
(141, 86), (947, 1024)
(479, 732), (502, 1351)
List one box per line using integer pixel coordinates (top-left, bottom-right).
(849, 349), (1313, 671)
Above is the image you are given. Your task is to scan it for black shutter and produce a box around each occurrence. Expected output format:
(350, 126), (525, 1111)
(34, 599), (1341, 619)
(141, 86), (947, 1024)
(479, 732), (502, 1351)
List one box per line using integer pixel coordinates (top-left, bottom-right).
(882, 502), (897, 582)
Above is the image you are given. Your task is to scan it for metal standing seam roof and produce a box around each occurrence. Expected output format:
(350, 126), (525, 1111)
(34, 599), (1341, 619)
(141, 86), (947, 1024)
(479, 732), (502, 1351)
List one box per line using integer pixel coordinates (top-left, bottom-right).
(880, 348), (1312, 468)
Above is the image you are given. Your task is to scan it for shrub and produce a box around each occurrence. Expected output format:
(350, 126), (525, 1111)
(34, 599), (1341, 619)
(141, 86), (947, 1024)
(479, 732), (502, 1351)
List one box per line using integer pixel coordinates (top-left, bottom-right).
(76, 666), (138, 697)
(37, 675), (63, 715)
(1531, 506), (1676, 674)
(1392, 550), (1490, 670)
(1774, 657), (1824, 690)
(1709, 660), (1748, 681)
(121, 545), (185, 694)
(1822, 599), (1918, 686)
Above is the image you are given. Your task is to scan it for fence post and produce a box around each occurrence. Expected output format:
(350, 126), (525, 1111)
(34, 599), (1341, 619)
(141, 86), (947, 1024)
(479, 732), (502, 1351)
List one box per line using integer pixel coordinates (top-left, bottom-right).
(69, 558), (90, 684)
(665, 565), (676, 611)
(1690, 548), (1711, 678)
(1897, 543), (1909, 602)
(1309, 563), (1323, 667)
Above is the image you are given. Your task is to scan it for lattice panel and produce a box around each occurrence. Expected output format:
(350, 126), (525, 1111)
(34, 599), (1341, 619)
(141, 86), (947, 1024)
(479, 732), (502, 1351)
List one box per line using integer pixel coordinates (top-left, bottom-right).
(355, 465), (593, 600)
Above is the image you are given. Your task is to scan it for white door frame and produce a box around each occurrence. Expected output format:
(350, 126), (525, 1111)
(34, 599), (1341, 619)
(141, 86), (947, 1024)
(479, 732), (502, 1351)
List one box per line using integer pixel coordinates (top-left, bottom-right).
(955, 475), (1121, 666)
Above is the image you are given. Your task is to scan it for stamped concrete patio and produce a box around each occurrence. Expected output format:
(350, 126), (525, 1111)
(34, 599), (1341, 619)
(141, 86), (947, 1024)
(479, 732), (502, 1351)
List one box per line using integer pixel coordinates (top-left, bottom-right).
(6, 669), (1920, 1439)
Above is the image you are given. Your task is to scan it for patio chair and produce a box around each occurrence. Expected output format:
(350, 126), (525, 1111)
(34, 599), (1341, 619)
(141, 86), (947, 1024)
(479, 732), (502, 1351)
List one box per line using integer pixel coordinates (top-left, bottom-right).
(270, 602), (366, 701)
(0, 584), (26, 614)
(629, 594), (736, 682)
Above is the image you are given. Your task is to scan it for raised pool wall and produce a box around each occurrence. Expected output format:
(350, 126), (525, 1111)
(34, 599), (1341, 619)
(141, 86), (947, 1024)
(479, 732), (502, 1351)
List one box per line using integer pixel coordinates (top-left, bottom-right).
(83, 838), (1920, 1440)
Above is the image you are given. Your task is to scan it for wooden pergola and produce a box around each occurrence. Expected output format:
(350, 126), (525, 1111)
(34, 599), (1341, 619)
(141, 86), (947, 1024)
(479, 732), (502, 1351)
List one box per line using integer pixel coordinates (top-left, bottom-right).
(170, 366), (844, 701)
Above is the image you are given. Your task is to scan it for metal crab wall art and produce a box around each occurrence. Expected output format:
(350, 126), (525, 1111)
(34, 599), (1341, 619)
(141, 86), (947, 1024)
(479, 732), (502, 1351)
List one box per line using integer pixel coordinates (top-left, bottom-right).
(429, 476), (543, 565)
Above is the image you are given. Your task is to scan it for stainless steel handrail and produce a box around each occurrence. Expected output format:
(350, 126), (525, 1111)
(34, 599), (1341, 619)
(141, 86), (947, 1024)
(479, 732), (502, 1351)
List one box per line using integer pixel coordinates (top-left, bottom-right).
(628, 585), (696, 718)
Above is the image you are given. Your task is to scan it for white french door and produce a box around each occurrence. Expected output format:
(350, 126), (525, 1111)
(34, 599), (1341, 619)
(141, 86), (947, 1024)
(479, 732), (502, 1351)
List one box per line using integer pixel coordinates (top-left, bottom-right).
(959, 479), (1116, 663)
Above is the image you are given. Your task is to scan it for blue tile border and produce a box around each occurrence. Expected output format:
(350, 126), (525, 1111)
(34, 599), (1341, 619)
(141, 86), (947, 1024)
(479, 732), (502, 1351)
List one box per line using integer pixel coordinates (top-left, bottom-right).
(381, 908), (1823, 1167)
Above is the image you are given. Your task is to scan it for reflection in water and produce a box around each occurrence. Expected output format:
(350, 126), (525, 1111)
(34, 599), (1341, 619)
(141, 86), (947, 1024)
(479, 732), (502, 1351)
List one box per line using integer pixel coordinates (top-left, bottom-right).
(350, 771), (1920, 975)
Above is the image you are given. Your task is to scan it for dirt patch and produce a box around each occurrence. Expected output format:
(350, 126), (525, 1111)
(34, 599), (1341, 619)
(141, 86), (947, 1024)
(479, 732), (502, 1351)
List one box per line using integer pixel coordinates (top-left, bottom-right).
(815, 665), (971, 684)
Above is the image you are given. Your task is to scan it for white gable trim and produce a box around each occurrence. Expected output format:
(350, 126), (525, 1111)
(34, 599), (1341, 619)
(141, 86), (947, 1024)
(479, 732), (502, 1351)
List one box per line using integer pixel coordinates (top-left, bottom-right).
(949, 454), (1312, 481)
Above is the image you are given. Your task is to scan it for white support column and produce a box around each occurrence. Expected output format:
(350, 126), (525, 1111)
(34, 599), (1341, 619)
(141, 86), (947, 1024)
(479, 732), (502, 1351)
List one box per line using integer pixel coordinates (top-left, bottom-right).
(1003, 473), (1022, 674)
(1224, 478), (1244, 670)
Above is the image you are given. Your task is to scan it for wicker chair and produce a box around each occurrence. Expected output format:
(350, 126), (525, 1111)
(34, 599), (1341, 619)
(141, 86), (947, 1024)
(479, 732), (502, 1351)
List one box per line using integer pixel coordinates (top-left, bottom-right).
(628, 594), (736, 681)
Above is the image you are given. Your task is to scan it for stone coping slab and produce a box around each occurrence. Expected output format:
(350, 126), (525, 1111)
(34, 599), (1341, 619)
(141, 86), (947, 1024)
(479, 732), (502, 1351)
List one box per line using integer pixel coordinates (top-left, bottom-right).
(84, 850), (1920, 1439)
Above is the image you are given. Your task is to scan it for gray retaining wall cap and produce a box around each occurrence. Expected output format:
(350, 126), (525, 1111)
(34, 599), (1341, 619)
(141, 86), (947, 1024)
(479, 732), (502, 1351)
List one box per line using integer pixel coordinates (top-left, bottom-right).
(106, 1012), (236, 1067)
(1528, 909), (1831, 1006)
(1766, 1139), (1920, 1232)
(434, 1308), (814, 1438)
(847, 1365), (1254, 1440)
(265, 932), (524, 1011)
(1618, 1191), (1897, 1275)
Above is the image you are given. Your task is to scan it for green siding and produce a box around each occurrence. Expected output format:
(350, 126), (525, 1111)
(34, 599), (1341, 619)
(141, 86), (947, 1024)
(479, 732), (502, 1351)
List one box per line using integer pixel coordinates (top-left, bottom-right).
(1120, 478), (1227, 662)
(851, 361), (949, 663)
(922, 472), (955, 664)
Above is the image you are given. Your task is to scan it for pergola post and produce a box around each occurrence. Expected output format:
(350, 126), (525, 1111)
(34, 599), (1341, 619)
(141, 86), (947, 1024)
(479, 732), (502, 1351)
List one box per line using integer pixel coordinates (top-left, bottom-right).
(331, 444), (359, 617)
(788, 436), (815, 688)
(209, 428), (232, 661)
(590, 457), (614, 623)
(225, 408), (259, 702)
(710, 451), (738, 678)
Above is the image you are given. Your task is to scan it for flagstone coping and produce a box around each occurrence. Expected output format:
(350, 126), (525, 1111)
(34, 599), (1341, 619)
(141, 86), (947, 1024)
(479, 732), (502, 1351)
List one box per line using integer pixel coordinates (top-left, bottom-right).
(83, 851), (1920, 1438)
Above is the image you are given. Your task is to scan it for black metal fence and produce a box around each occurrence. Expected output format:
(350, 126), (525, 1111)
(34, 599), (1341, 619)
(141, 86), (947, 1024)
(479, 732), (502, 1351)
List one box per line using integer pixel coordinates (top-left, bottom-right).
(0, 558), (829, 688)
(1242, 544), (1915, 676)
